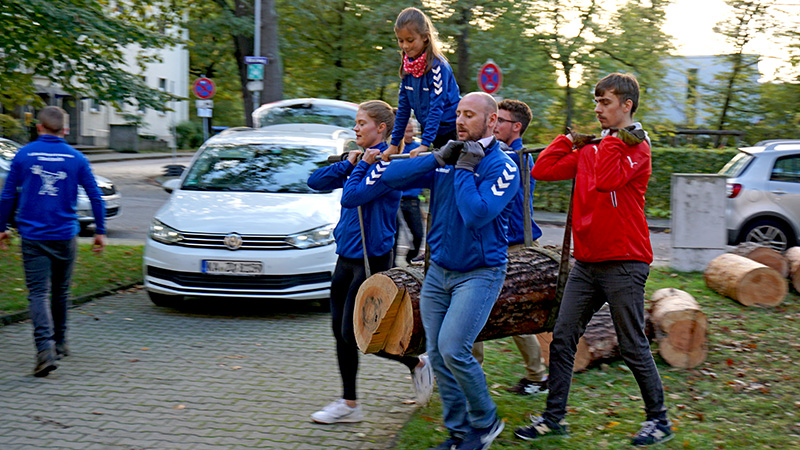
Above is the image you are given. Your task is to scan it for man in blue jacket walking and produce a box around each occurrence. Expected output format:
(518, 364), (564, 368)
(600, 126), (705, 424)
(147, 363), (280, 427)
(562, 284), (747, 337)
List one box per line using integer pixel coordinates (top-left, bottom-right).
(383, 92), (519, 450)
(0, 106), (106, 377)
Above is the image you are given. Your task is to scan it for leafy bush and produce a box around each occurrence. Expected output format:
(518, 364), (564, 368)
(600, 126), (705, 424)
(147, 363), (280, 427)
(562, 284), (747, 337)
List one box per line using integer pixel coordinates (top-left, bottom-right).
(532, 147), (738, 218)
(174, 120), (204, 150)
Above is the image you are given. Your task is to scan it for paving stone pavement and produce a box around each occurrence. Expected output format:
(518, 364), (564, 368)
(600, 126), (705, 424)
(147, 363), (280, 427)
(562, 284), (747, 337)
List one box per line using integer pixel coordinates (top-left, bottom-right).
(0, 289), (421, 449)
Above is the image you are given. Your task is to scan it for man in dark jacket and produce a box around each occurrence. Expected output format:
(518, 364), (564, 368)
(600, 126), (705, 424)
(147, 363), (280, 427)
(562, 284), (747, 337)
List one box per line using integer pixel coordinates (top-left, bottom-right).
(0, 106), (106, 377)
(383, 92), (518, 450)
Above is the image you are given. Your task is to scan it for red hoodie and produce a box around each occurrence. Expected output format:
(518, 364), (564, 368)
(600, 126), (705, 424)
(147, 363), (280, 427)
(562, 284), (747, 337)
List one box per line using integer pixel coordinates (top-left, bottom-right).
(532, 134), (653, 264)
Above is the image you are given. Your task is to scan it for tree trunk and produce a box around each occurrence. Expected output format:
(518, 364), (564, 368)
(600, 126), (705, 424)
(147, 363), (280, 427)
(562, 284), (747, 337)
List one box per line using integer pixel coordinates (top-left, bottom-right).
(704, 253), (787, 307)
(785, 246), (800, 292)
(353, 247), (561, 356)
(730, 242), (788, 278)
(650, 288), (708, 369)
(259, 0), (283, 104)
(454, 6), (472, 93)
(536, 303), (620, 373)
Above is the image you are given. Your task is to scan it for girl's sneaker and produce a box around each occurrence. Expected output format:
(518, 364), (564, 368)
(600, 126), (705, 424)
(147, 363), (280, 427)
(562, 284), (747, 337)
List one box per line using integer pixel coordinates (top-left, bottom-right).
(311, 399), (363, 424)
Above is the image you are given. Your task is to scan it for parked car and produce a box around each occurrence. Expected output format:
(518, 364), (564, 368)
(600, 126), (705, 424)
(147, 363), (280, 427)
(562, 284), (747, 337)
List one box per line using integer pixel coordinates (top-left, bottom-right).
(252, 98), (358, 129)
(720, 139), (800, 251)
(0, 137), (121, 233)
(143, 123), (360, 307)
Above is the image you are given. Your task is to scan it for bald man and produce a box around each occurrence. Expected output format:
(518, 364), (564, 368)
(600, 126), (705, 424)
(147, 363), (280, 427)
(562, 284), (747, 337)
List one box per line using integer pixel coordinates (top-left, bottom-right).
(383, 92), (519, 450)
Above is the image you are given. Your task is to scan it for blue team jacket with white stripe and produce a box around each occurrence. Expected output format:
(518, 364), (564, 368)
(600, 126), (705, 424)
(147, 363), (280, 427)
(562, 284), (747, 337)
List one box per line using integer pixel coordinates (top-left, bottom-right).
(382, 139), (519, 271)
(390, 57), (460, 148)
(307, 142), (401, 259)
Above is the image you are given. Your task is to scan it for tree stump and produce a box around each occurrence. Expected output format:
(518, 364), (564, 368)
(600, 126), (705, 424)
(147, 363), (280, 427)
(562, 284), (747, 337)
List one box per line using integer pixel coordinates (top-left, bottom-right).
(536, 303), (620, 373)
(730, 242), (789, 278)
(784, 246), (800, 292)
(704, 253), (787, 307)
(650, 288), (708, 368)
(353, 247), (561, 356)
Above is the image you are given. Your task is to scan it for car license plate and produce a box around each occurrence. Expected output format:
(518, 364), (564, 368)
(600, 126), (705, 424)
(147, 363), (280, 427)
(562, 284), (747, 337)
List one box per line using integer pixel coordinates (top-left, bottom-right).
(202, 260), (262, 275)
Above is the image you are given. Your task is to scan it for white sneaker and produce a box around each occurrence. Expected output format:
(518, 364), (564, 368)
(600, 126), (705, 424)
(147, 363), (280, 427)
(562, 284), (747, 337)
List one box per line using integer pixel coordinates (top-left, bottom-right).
(311, 399), (364, 424)
(412, 354), (434, 406)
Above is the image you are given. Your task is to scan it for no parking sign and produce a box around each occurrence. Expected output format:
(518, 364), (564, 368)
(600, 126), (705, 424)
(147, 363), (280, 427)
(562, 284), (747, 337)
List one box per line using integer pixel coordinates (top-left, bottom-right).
(192, 77), (216, 99)
(478, 60), (502, 94)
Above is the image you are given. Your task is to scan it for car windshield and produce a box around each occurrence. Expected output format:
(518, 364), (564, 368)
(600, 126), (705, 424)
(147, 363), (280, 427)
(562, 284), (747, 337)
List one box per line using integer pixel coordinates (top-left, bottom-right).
(718, 152), (754, 177)
(182, 143), (336, 194)
(255, 103), (356, 128)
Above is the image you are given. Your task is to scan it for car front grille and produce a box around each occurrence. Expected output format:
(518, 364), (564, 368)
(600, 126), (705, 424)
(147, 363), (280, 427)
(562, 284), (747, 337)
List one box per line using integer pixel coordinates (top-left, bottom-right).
(105, 207), (119, 217)
(146, 266), (331, 290)
(177, 231), (295, 250)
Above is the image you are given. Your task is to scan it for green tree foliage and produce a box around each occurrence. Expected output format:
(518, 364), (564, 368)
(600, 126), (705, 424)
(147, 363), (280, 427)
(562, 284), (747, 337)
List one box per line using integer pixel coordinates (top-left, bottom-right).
(278, 0), (404, 102)
(0, 0), (183, 112)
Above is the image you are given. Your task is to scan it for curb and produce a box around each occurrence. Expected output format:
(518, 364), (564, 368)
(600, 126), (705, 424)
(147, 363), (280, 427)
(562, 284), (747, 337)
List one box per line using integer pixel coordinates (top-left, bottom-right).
(0, 280), (143, 328)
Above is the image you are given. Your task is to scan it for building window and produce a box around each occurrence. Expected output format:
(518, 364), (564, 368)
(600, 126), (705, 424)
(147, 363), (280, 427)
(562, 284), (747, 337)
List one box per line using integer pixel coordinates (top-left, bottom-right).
(90, 98), (101, 113)
(158, 78), (168, 116)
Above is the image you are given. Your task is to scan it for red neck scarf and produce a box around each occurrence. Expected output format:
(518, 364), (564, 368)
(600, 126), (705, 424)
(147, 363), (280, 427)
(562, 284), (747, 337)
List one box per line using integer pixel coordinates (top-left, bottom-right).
(403, 52), (427, 78)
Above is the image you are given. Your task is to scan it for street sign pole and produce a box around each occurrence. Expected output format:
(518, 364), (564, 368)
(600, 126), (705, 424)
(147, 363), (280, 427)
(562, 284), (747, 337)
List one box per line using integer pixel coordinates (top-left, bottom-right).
(253, 0), (262, 116)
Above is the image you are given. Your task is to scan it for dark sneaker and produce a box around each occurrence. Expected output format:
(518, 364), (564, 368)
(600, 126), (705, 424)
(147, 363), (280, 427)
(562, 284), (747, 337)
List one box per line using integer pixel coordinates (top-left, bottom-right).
(459, 417), (504, 450)
(631, 420), (674, 446)
(34, 349), (57, 377)
(411, 251), (426, 263)
(506, 377), (548, 396)
(514, 415), (568, 441)
(55, 343), (71, 360)
(426, 434), (463, 450)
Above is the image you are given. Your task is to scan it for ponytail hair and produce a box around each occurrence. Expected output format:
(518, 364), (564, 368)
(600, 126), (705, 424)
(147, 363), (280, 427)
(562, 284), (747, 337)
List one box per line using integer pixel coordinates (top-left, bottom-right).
(395, 7), (447, 77)
(358, 100), (395, 142)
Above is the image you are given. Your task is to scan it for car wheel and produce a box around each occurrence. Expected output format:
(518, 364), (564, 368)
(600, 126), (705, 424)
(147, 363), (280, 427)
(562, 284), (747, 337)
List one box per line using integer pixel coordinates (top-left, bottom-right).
(742, 219), (796, 252)
(148, 291), (184, 307)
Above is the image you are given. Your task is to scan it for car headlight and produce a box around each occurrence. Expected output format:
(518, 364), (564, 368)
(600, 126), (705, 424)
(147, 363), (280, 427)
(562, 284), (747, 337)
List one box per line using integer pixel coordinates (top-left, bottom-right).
(287, 224), (335, 249)
(149, 219), (183, 244)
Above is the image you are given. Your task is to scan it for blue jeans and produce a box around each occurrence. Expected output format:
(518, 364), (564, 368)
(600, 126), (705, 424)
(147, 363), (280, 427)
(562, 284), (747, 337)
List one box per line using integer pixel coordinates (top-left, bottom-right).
(21, 238), (77, 353)
(544, 260), (668, 424)
(420, 261), (506, 435)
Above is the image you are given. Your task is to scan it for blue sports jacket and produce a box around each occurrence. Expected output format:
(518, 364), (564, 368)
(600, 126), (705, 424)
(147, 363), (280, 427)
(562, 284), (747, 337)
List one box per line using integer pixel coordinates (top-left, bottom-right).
(0, 135), (105, 240)
(401, 140), (422, 199)
(307, 142), (401, 259)
(503, 138), (543, 245)
(391, 57), (460, 148)
(382, 138), (519, 271)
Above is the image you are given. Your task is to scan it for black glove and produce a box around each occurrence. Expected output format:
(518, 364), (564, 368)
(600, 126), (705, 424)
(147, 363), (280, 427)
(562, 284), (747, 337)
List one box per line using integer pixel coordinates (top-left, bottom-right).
(432, 140), (464, 167)
(455, 141), (485, 172)
(566, 127), (597, 149)
(609, 126), (646, 146)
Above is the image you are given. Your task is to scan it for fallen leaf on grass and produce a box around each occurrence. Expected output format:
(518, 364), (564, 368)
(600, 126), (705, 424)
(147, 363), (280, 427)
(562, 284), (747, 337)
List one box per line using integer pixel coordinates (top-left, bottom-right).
(230, 366), (243, 370)
(173, 404), (186, 410)
(141, 347), (149, 351)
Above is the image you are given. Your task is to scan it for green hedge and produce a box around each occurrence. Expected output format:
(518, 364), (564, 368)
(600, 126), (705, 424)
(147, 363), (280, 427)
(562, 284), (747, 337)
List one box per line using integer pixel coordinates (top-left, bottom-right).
(531, 147), (738, 218)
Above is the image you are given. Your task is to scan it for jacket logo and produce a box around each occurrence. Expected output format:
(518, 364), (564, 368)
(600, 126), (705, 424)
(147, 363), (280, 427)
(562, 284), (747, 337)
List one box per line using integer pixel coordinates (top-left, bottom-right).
(31, 165), (67, 196)
(366, 161), (389, 185)
(626, 156), (638, 168)
(491, 165), (517, 196)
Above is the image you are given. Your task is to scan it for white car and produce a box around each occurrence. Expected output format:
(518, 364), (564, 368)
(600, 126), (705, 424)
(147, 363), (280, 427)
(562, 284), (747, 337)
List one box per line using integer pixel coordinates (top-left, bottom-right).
(252, 98), (358, 129)
(143, 124), (359, 307)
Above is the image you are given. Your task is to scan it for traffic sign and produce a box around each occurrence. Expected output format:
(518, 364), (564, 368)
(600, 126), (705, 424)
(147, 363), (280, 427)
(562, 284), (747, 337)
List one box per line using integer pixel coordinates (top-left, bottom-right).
(478, 60), (503, 94)
(196, 100), (214, 109)
(192, 77), (216, 99)
(245, 56), (269, 65)
(247, 64), (264, 81)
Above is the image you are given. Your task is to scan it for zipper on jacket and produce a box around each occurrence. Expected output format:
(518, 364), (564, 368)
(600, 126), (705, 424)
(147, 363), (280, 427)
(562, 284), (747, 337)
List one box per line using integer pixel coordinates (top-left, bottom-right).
(610, 191), (618, 208)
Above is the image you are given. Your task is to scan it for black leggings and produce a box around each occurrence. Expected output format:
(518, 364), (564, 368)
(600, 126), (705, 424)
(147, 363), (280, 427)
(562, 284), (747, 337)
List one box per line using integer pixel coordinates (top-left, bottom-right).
(330, 253), (420, 400)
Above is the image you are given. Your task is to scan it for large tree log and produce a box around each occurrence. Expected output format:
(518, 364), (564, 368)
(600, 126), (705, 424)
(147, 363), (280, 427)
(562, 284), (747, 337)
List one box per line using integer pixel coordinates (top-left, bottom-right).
(536, 303), (619, 373)
(784, 246), (800, 292)
(730, 242), (789, 278)
(704, 253), (787, 307)
(353, 247), (561, 356)
(650, 288), (708, 368)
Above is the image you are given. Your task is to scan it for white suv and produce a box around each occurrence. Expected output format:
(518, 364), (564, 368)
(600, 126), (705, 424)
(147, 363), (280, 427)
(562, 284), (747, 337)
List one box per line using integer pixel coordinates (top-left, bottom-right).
(720, 139), (800, 251)
(143, 124), (359, 306)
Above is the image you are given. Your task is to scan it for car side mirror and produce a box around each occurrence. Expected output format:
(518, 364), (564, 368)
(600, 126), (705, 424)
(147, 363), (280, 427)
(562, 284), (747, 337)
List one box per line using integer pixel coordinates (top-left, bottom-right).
(162, 178), (181, 193)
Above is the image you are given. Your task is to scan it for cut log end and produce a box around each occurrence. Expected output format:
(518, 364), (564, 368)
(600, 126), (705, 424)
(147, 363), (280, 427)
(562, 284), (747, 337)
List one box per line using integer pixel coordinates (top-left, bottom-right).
(650, 288), (708, 369)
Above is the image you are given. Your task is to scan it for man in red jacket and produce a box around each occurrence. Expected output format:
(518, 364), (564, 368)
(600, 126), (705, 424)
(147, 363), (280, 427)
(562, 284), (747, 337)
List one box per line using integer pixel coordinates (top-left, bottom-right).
(514, 73), (673, 447)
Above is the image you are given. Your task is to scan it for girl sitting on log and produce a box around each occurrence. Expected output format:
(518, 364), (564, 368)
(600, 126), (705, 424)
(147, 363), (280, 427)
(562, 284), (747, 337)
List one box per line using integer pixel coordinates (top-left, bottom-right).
(307, 100), (434, 424)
